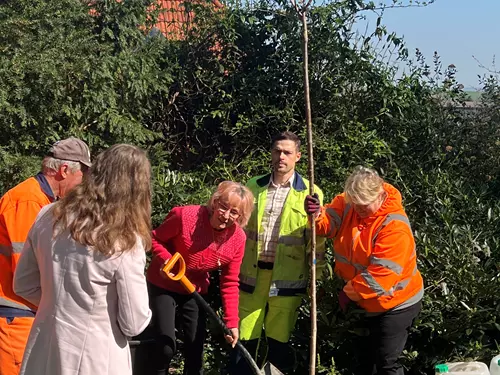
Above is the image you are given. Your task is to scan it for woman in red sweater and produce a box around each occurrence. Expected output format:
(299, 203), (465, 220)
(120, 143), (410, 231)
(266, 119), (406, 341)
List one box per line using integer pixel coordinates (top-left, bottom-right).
(146, 181), (254, 375)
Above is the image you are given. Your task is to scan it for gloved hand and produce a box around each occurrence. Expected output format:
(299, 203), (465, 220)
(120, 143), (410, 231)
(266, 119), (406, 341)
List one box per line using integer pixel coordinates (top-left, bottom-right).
(304, 193), (321, 215)
(338, 290), (352, 312)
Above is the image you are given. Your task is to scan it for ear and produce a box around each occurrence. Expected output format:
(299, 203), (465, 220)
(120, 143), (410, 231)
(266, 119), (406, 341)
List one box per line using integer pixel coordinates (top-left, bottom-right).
(58, 164), (69, 179)
(296, 152), (301, 162)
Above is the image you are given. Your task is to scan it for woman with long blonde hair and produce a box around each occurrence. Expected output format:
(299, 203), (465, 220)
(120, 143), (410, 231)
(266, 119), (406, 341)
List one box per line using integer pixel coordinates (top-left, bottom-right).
(14, 144), (152, 375)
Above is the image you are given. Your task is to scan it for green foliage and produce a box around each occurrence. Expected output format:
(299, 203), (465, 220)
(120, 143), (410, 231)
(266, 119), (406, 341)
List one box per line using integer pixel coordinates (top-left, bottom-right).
(1, 0), (500, 374)
(0, 0), (172, 153)
(0, 151), (41, 193)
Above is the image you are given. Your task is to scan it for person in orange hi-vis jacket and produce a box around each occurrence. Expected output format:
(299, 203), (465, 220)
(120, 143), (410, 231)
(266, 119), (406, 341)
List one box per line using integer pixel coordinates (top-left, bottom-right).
(304, 166), (423, 375)
(0, 137), (91, 375)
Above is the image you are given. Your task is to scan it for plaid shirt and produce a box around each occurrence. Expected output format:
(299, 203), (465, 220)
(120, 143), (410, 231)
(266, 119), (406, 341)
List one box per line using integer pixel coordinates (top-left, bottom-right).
(258, 174), (294, 263)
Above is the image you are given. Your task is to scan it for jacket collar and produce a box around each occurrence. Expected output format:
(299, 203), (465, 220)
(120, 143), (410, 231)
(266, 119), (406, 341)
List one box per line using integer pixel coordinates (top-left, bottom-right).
(35, 172), (56, 202)
(256, 171), (307, 192)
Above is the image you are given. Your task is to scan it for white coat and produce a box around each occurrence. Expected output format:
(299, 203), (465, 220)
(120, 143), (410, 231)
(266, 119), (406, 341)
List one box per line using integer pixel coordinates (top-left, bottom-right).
(13, 205), (152, 375)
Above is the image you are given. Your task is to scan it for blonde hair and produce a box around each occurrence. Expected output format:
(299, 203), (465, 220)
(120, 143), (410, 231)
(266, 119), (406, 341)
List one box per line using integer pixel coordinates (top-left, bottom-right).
(53, 144), (152, 255)
(207, 181), (254, 228)
(344, 166), (384, 205)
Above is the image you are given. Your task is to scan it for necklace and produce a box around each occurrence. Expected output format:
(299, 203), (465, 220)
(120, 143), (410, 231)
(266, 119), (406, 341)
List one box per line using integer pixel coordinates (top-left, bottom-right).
(211, 229), (228, 269)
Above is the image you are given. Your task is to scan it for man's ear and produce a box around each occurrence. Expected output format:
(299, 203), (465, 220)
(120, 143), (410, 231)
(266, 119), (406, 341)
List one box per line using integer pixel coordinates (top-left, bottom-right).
(296, 152), (302, 162)
(58, 164), (68, 179)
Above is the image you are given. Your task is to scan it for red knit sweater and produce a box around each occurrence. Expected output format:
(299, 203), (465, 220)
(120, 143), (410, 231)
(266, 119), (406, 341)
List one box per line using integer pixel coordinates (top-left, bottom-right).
(146, 205), (246, 328)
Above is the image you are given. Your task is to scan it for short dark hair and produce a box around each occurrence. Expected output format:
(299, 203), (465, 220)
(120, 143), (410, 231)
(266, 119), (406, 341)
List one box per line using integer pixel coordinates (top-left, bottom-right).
(271, 131), (301, 150)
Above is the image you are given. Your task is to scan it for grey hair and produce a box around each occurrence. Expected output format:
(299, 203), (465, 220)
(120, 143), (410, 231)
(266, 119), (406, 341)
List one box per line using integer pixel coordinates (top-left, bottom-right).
(42, 156), (81, 174)
(344, 166), (384, 205)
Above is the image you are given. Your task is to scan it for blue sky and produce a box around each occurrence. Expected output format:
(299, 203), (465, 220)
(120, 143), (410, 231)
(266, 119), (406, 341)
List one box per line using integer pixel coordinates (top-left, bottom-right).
(354, 0), (500, 90)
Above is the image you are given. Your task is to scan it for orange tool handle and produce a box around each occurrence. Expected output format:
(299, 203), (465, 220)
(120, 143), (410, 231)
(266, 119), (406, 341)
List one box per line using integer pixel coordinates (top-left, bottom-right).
(161, 253), (196, 294)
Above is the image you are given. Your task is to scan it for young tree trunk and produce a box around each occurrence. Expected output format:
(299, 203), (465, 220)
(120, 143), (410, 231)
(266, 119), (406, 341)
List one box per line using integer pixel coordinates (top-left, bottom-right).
(301, 10), (317, 374)
(290, 4), (317, 373)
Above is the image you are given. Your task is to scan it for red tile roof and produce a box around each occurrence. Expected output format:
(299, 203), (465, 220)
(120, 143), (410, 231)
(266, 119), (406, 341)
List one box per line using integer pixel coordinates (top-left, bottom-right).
(153, 0), (223, 39)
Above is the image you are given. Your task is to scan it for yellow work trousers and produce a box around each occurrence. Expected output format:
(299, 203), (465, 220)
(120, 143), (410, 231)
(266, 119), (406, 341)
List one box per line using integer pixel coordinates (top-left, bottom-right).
(239, 269), (302, 343)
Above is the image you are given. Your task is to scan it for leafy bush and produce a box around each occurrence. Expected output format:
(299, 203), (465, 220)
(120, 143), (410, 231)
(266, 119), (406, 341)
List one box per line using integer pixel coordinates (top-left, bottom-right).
(1, 0), (500, 374)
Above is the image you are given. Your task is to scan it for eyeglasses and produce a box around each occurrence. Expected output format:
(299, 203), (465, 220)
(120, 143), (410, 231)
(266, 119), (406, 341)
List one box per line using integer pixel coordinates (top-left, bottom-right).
(217, 201), (241, 220)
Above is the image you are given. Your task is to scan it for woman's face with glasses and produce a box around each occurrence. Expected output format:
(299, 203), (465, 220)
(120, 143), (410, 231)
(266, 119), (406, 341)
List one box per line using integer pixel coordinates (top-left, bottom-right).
(210, 194), (242, 231)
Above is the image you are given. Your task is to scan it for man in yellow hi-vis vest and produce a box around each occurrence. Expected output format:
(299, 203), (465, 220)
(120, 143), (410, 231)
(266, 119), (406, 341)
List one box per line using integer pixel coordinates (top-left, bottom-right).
(229, 131), (325, 374)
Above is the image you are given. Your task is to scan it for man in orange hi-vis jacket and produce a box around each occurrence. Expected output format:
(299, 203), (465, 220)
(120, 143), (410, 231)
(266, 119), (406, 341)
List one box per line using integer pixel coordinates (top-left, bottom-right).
(305, 166), (423, 375)
(0, 137), (91, 375)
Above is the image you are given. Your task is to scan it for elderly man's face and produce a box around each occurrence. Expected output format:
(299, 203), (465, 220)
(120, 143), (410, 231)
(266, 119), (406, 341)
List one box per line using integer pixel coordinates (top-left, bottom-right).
(58, 164), (85, 198)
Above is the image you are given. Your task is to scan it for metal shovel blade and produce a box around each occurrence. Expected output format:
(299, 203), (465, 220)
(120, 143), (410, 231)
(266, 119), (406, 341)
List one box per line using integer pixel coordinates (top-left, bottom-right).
(260, 361), (284, 375)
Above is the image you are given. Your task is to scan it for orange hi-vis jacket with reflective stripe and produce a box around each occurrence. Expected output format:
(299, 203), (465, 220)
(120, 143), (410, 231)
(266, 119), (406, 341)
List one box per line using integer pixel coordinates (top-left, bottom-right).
(315, 183), (423, 313)
(0, 175), (54, 312)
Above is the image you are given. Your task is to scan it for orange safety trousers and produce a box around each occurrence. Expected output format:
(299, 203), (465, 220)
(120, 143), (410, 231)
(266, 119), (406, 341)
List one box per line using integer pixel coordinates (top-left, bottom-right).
(0, 316), (33, 375)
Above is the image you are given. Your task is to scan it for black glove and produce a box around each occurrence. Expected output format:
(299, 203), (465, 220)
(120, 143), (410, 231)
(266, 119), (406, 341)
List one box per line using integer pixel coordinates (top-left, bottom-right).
(304, 193), (321, 215)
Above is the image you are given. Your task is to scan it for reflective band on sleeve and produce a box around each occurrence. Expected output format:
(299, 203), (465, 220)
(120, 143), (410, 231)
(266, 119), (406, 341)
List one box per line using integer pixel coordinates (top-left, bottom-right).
(334, 253), (350, 265)
(372, 214), (413, 246)
(369, 256), (403, 275)
(360, 270), (389, 296)
(326, 208), (341, 236)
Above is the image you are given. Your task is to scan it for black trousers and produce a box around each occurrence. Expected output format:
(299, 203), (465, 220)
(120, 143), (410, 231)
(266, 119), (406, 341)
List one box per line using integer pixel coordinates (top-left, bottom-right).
(149, 282), (207, 375)
(359, 301), (421, 375)
(228, 337), (292, 375)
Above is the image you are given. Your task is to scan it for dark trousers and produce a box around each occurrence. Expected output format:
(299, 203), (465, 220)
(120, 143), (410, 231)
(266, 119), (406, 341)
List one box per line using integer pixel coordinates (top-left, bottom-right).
(149, 282), (207, 375)
(228, 337), (292, 375)
(359, 301), (421, 375)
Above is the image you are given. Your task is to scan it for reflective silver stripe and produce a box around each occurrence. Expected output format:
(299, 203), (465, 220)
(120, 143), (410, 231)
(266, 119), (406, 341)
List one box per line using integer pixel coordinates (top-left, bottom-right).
(412, 264), (417, 275)
(362, 268), (419, 298)
(350, 229), (362, 267)
(239, 274), (257, 287)
(342, 204), (351, 220)
(372, 213), (413, 246)
(278, 235), (305, 246)
(0, 297), (31, 310)
(394, 287), (424, 310)
(245, 231), (304, 247)
(12, 242), (24, 254)
(393, 276), (411, 292)
(335, 253), (350, 264)
(271, 279), (308, 290)
(336, 253), (366, 271)
(325, 203), (351, 237)
(360, 270), (389, 297)
(0, 244), (13, 257)
(326, 208), (341, 227)
(353, 263), (365, 271)
(326, 208), (341, 236)
(369, 256), (403, 275)
(384, 213), (412, 229)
